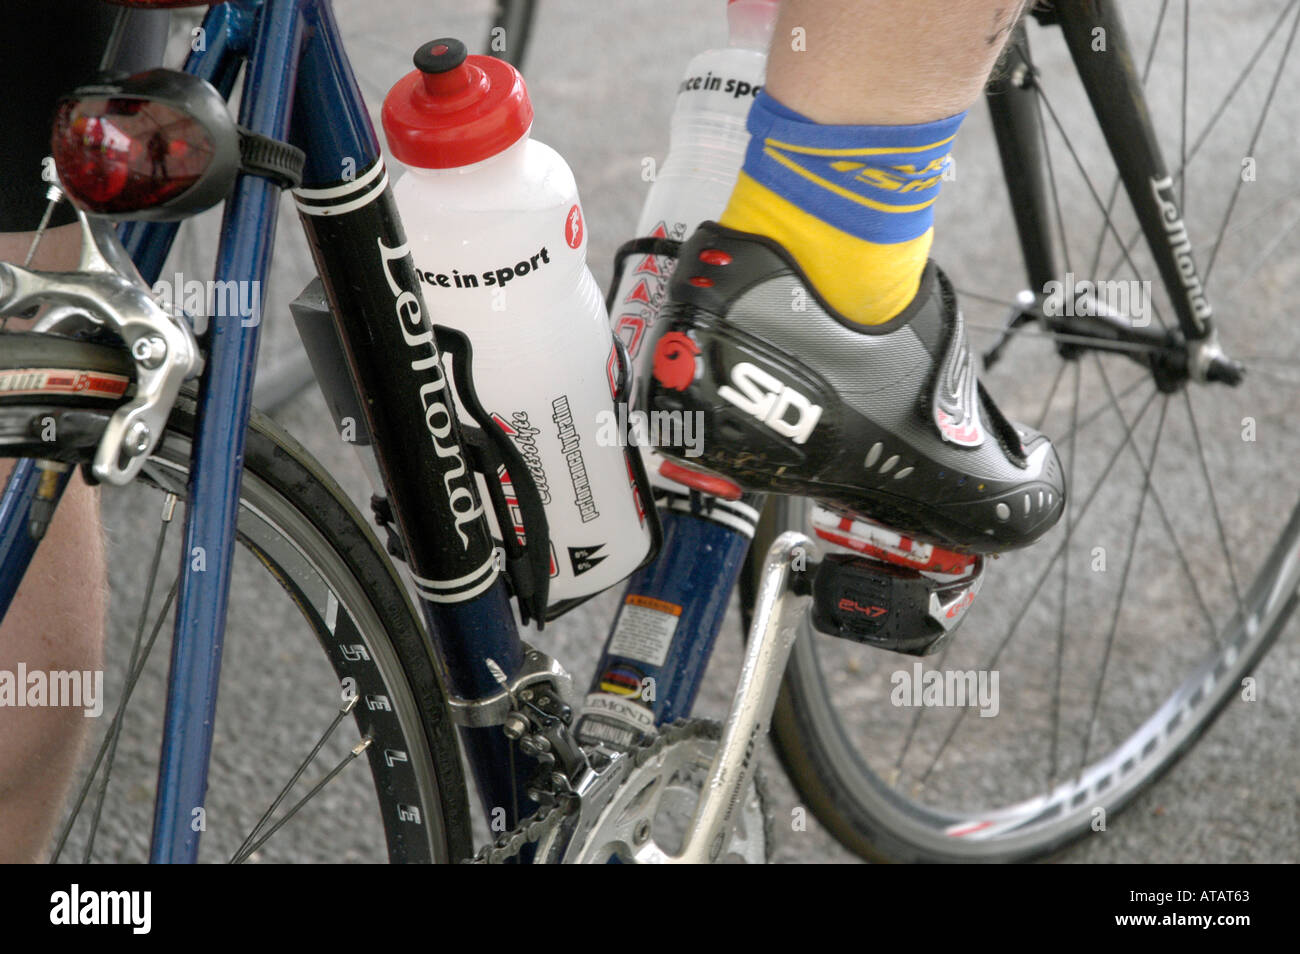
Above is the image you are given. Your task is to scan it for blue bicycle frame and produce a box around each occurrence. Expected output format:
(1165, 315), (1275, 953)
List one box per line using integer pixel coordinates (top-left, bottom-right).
(0, 0), (760, 862)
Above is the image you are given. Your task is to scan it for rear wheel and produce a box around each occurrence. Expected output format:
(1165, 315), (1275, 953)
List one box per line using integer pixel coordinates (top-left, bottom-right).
(744, 4), (1300, 862)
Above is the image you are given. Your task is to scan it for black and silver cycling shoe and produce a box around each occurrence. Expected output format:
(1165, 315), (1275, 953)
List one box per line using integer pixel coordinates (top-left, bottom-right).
(641, 221), (1065, 553)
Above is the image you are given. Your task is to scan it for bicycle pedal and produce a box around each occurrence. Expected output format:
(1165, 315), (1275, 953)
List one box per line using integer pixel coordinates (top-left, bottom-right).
(809, 548), (984, 657)
(810, 504), (977, 575)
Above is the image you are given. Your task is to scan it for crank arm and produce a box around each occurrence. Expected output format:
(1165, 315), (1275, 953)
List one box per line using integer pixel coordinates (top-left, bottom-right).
(651, 530), (813, 864)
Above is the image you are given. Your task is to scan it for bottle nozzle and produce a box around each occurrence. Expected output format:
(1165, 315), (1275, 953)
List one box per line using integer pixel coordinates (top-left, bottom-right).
(384, 36), (533, 168)
(415, 38), (478, 98)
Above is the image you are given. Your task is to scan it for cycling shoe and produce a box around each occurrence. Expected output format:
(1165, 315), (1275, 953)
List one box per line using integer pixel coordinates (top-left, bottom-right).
(641, 221), (1065, 553)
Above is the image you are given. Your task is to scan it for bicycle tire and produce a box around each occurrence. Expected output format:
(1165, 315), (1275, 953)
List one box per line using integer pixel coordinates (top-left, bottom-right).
(0, 331), (473, 863)
(743, 494), (1297, 863)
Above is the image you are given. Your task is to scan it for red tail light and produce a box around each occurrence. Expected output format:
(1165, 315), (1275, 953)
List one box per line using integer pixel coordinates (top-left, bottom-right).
(51, 69), (247, 221)
(52, 97), (215, 214)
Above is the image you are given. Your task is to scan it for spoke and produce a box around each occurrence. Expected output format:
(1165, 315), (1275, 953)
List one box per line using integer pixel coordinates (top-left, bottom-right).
(1181, 388), (1244, 616)
(961, 321), (1166, 356)
(890, 639), (957, 785)
(918, 388), (1161, 785)
(1031, 80), (1170, 330)
(1093, 359), (1220, 648)
(81, 493), (177, 863)
(1182, 0), (1298, 167)
(1033, 358), (1068, 432)
(1101, 0), (1300, 281)
(1216, 183), (1300, 245)
(1056, 372), (1149, 445)
(49, 576), (179, 862)
(230, 696), (361, 864)
(1078, 396), (1170, 775)
(1222, 195), (1300, 297)
(1203, 0), (1300, 285)
(230, 738), (373, 864)
(1047, 360), (1082, 789)
(954, 287), (1033, 310)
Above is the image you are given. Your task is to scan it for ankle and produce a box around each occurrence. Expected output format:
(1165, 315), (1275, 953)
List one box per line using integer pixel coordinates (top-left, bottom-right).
(719, 91), (962, 325)
(720, 172), (932, 324)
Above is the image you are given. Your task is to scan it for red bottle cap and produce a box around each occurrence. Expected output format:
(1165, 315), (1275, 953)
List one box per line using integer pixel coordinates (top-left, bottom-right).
(382, 38), (534, 169)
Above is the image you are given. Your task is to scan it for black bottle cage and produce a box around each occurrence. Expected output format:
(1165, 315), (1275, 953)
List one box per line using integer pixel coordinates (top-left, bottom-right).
(545, 331), (664, 621)
(606, 236), (684, 314)
(433, 326), (662, 627)
(433, 325), (550, 626)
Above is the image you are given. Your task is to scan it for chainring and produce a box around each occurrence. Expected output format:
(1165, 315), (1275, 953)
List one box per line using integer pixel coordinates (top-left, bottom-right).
(532, 719), (772, 864)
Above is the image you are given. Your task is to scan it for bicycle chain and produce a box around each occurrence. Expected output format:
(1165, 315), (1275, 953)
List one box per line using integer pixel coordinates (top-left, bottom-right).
(462, 795), (574, 864)
(464, 718), (721, 864)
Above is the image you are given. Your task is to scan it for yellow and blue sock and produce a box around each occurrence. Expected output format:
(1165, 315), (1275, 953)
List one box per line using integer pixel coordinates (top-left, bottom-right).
(720, 91), (965, 326)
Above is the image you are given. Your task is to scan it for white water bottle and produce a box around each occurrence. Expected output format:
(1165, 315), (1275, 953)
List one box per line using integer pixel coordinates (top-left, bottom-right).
(609, 0), (777, 485)
(383, 38), (653, 605)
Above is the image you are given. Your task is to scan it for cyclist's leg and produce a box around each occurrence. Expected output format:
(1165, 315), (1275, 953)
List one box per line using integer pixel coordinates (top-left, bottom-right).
(0, 2), (167, 862)
(0, 458), (106, 864)
(766, 0), (1023, 124)
(723, 0), (1024, 325)
(644, 0), (1063, 553)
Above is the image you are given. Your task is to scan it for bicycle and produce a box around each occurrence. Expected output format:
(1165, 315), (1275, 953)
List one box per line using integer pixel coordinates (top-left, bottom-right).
(0, 0), (1293, 863)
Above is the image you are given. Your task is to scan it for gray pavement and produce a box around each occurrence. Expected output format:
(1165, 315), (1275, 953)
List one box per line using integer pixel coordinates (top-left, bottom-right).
(64, 0), (1300, 863)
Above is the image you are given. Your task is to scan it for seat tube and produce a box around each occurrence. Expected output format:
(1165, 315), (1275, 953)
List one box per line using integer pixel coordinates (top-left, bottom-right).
(577, 495), (761, 747)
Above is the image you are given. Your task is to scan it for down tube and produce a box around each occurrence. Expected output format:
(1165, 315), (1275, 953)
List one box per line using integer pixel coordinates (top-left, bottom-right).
(288, 0), (530, 832)
(576, 491), (760, 747)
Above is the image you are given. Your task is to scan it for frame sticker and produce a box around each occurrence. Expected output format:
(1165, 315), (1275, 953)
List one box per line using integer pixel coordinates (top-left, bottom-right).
(606, 594), (681, 667)
(576, 691), (656, 750)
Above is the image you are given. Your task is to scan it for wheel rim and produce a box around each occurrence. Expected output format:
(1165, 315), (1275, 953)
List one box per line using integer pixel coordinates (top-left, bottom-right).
(45, 423), (450, 863)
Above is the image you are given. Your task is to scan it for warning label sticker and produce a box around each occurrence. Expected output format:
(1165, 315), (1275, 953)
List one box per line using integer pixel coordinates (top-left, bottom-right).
(606, 594), (681, 667)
